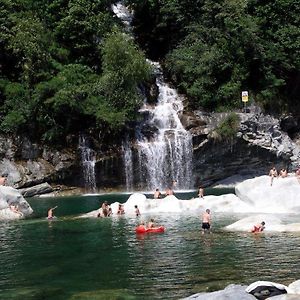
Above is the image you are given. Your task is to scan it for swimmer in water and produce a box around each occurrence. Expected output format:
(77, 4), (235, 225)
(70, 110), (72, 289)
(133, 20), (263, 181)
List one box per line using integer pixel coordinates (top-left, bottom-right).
(47, 206), (57, 219)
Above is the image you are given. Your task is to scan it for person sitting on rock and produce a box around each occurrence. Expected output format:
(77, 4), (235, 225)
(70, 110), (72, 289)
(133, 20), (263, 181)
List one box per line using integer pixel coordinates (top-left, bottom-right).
(117, 204), (125, 215)
(154, 188), (162, 199)
(269, 167), (278, 186)
(0, 173), (8, 186)
(165, 187), (174, 196)
(279, 168), (288, 178)
(9, 203), (23, 216)
(251, 221), (265, 233)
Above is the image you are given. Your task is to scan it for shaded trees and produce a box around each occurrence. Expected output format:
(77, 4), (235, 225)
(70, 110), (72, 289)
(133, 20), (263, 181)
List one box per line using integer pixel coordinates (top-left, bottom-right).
(128, 0), (300, 113)
(0, 0), (151, 143)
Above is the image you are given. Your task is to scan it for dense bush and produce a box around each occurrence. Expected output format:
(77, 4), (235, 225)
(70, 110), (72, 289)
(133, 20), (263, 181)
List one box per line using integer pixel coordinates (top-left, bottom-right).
(214, 113), (240, 141)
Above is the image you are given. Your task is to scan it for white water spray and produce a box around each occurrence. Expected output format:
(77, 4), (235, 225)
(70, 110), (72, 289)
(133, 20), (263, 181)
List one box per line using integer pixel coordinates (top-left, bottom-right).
(122, 137), (134, 191)
(136, 63), (193, 190)
(79, 135), (96, 191)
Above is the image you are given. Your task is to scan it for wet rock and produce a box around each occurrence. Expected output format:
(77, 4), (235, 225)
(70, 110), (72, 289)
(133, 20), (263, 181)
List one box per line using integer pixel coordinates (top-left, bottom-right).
(18, 182), (53, 197)
(280, 115), (299, 135)
(180, 112), (207, 130)
(0, 186), (33, 220)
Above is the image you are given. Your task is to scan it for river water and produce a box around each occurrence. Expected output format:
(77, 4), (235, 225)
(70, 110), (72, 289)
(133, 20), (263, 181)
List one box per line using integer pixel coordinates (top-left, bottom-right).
(1, 192), (300, 299)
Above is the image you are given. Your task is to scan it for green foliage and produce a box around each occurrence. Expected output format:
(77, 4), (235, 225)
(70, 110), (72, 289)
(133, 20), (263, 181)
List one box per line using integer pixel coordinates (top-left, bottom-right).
(129, 0), (299, 114)
(1, 0), (299, 143)
(1, 82), (31, 132)
(0, 0), (151, 143)
(215, 113), (240, 141)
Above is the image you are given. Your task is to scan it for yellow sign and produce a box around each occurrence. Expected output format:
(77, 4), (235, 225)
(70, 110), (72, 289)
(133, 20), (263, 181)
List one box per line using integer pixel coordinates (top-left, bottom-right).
(242, 91), (248, 102)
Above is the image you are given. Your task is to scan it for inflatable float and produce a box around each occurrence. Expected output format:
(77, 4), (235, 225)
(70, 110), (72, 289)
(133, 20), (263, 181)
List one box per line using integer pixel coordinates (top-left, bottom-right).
(135, 225), (165, 234)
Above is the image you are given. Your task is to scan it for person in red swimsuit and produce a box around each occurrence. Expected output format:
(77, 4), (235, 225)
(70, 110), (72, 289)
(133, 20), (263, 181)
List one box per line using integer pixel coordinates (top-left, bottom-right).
(251, 221), (265, 233)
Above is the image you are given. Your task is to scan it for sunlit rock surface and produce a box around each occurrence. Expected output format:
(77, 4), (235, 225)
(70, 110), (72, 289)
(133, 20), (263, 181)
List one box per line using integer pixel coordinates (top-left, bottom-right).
(235, 175), (300, 213)
(184, 280), (300, 300)
(267, 296), (300, 300)
(288, 280), (300, 294)
(224, 215), (300, 232)
(0, 186), (33, 220)
(181, 284), (255, 299)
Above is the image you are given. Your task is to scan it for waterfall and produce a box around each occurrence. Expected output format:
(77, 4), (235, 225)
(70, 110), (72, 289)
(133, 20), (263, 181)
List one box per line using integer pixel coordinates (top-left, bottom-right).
(78, 135), (96, 191)
(113, 2), (194, 191)
(122, 138), (134, 191)
(136, 63), (193, 190)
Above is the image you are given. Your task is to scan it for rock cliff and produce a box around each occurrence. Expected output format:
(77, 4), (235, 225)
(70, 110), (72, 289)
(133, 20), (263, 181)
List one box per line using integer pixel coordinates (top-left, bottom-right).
(1, 109), (300, 192)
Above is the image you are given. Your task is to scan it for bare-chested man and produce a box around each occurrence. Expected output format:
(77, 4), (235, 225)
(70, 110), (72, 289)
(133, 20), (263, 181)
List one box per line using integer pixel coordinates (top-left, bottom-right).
(269, 167), (278, 186)
(202, 209), (211, 234)
(47, 206), (57, 219)
(154, 188), (162, 199)
(198, 186), (204, 198)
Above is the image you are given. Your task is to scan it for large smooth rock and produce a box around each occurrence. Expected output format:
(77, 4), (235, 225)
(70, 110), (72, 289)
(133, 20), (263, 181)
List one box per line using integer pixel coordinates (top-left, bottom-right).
(235, 175), (300, 213)
(266, 296), (300, 300)
(0, 186), (33, 220)
(288, 280), (300, 294)
(181, 284), (255, 300)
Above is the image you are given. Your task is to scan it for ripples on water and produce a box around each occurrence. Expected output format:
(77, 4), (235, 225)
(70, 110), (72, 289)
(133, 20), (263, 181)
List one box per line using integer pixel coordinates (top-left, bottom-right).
(0, 196), (300, 299)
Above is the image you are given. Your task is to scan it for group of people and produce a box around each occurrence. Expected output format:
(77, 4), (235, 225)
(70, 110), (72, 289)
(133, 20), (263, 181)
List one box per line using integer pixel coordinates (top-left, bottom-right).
(153, 187), (174, 199)
(154, 186), (205, 199)
(269, 166), (288, 186)
(97, 202), (140, 218)
(153, 180), (178, 199)
(45, 201), (264, 234)
(201, 209), (265, 234)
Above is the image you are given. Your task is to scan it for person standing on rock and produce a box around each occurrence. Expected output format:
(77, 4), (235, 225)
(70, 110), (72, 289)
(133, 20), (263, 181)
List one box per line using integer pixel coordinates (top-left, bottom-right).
(269, 166), (278, 186)
(202, 209), (211, 234)
(198, 186), (204, 198)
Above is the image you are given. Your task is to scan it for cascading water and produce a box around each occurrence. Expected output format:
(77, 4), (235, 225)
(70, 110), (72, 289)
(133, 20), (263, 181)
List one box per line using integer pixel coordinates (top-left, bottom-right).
(136, 63), (193, 190)
(121, 137), (134, 191)
(113, 1), (194, 191)
(78, 135), (96, 191)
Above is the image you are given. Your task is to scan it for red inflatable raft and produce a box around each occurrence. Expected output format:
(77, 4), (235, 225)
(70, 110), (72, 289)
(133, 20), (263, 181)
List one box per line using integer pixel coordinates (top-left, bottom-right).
(135, 225), (165, 234)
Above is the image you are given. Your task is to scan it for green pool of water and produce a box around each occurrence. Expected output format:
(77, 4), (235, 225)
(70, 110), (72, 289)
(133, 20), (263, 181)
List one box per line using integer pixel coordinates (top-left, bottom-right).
(1, 191), (300, 299)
